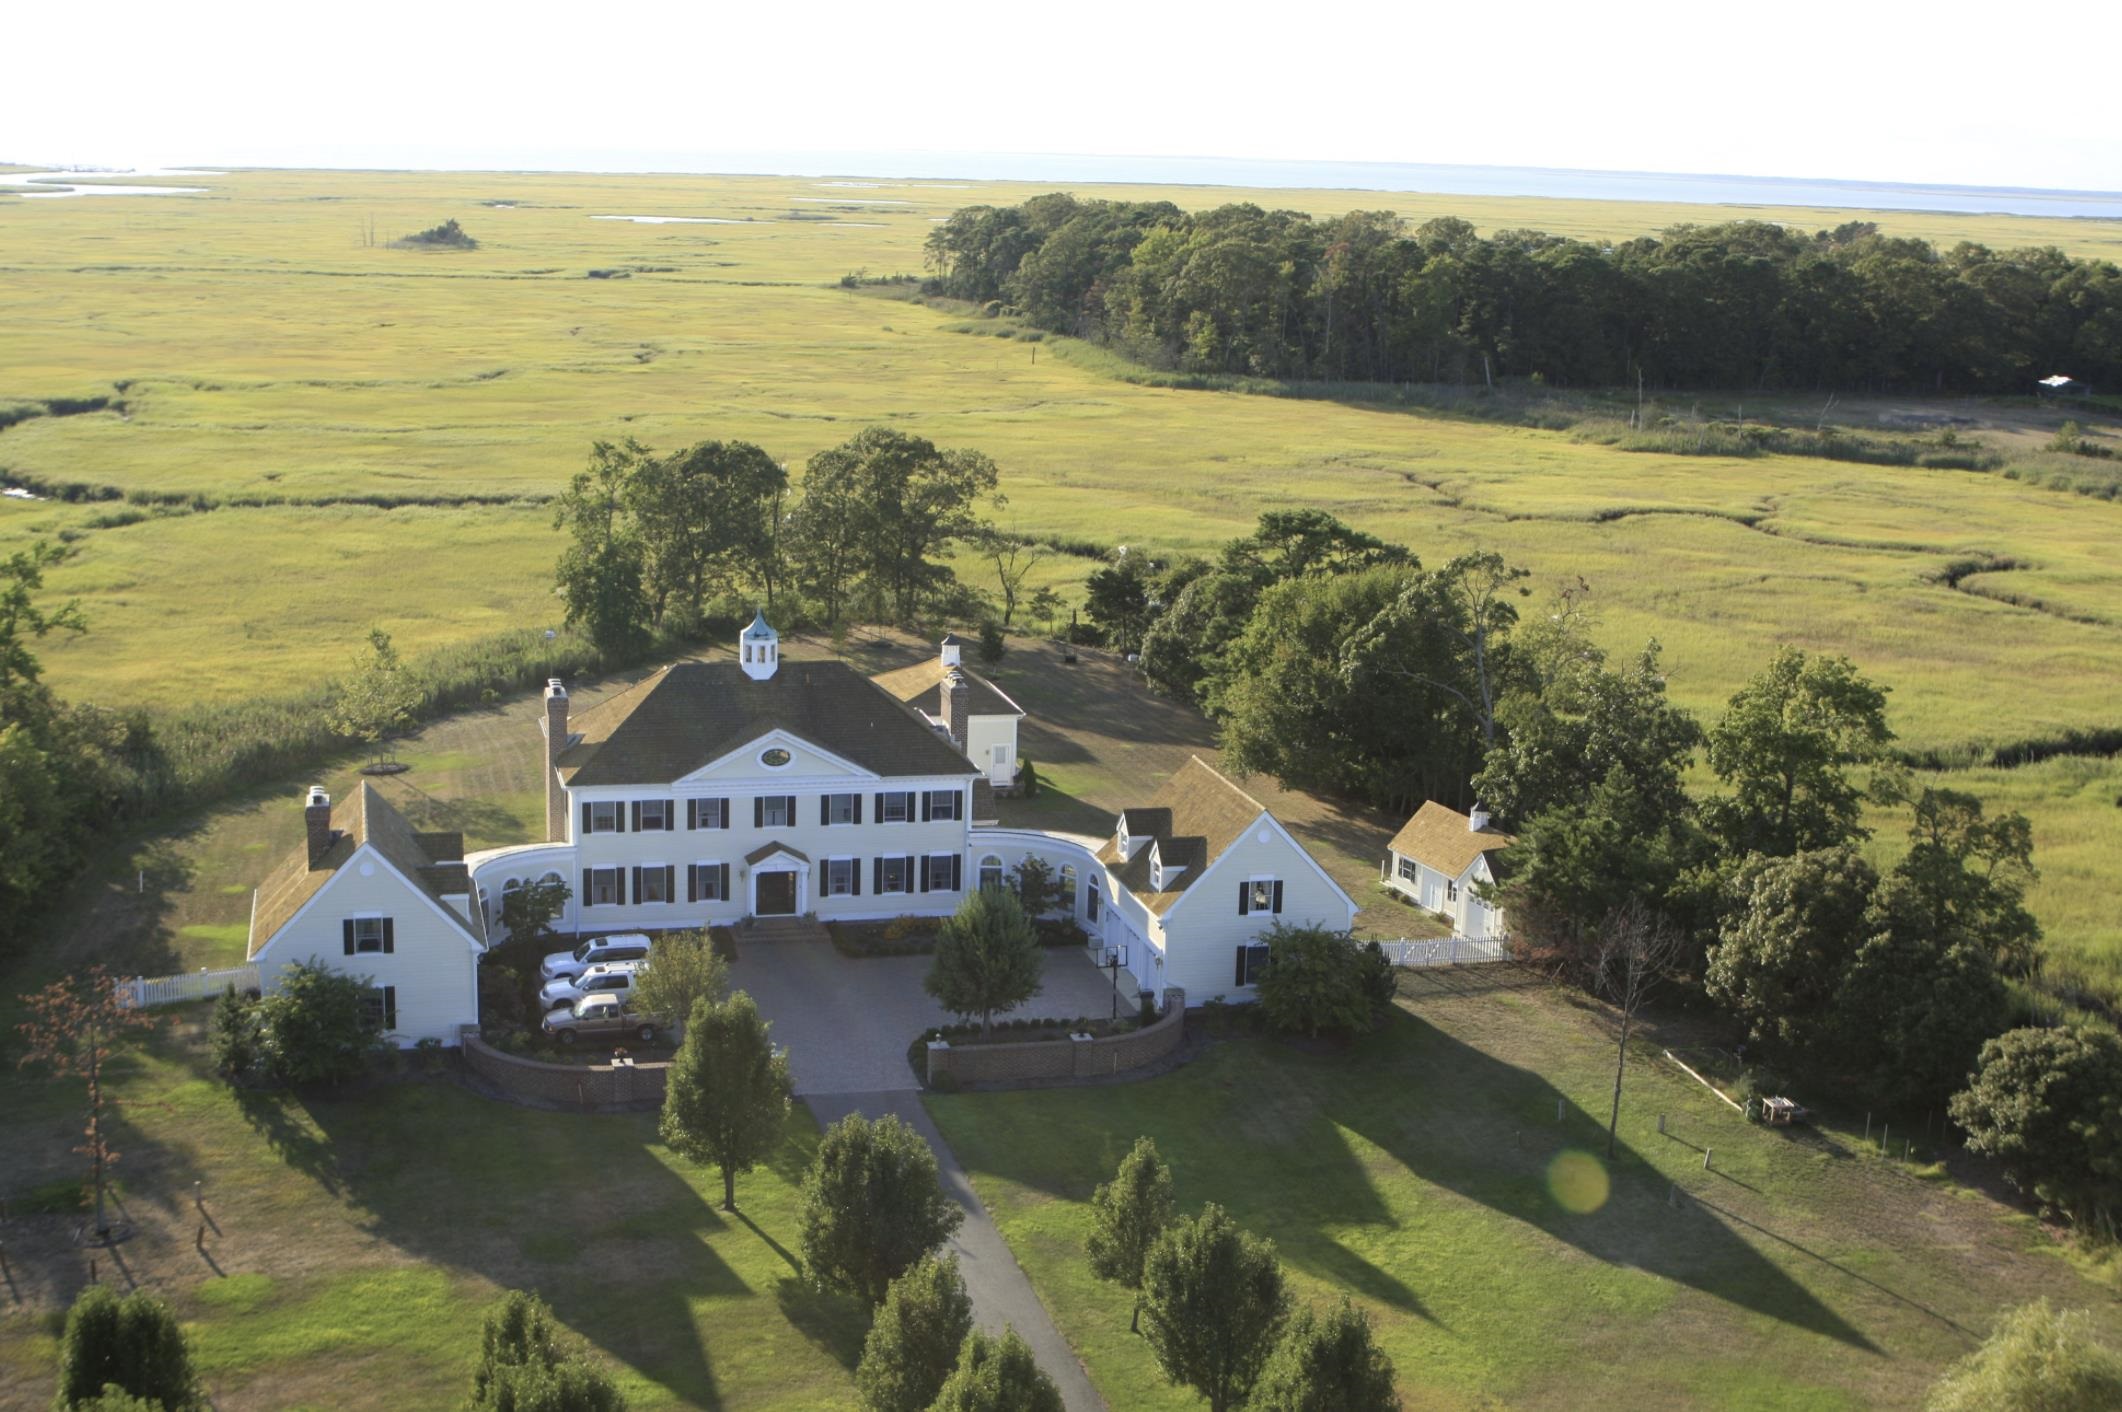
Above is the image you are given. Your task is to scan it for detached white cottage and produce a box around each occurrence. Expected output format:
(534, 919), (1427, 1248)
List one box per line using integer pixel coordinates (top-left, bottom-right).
(1383, 801), (1512, 941)
(252, 613), (1363, 1042)
(247, 782), (486, 1045)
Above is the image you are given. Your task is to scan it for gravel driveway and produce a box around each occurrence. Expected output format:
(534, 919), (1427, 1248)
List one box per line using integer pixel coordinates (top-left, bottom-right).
(726, 939), (1128, 1095)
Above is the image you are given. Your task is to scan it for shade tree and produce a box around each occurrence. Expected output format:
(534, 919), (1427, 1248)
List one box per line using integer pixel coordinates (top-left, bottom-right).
(799, 1113), (965, 1306)
(658, 991), (792, 1211)
(1139, 1203), (1290, 1412)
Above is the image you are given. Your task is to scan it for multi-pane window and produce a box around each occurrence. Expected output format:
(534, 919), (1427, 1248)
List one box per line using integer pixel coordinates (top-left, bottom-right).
(352, 916), (387, 954)
(924, 789), (963, 822)
(978, 856), (1004, 891)
(761, 795), (791, 828)
(824, 858), (857, 896)
(1239, 878), (1283, 916)
(636, 799), (673, 831)
(688, 862), (729, 902)
(587, 801), (622, 833)
(1238, 943), (1272, 986)
(877, 856), (910, 893)
(923, 854), (963, 893)
(825, 793), (859, 825)
(586, 867), (624, 906)
(878, 791), (915, 823)
(1087, 877), (1102, 923)
(1396, 856), (1419, 883)
(636, 865), (674, 904)
(1446, 879), (1460, 903)
(688, 798), (728, 830)
(361, 985), (398, 1032)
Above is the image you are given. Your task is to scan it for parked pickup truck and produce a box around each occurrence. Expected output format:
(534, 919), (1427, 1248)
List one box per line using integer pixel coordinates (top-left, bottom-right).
(541, 993), (661, 1045)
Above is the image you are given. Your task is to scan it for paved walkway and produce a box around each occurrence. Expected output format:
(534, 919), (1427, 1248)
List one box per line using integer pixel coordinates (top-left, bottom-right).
(806, 1090), (1106, 1412)
(728, 939), (1128, 1095)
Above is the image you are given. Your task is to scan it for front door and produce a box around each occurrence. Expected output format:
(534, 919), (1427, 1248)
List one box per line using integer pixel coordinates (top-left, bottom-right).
(755, 869), (797, 917)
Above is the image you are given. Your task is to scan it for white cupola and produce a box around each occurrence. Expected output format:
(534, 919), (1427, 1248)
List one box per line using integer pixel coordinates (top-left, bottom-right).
(740, 609), (780, 681)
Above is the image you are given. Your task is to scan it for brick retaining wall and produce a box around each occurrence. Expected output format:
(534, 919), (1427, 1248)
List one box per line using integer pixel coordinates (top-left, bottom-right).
(927, 989), (1186, 1087)
(461, 1029), (670, 1110)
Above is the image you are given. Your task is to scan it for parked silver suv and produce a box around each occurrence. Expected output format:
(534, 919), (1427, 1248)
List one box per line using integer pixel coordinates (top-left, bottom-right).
(538, 959), (646, 1009)
(539, 933), (651, 983)
(541, 993), (660, 1045)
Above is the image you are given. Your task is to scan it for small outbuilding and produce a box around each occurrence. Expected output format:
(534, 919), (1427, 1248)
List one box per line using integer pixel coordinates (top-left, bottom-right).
(2037, 374), (2090, 399)
(1382, 801), (1512, 941)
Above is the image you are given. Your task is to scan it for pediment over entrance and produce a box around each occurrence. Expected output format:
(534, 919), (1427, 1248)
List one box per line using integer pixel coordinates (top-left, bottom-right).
(745, 841), (811, 868)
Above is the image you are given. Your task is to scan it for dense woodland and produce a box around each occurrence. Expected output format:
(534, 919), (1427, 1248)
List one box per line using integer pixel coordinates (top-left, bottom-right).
(924, 195), (2122, 392)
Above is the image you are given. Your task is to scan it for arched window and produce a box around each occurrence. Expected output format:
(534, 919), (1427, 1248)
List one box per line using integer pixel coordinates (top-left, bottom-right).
(1059, 865), (1078, 916)
(538, 871), (564, 889)
(978, 855), (1005, 891)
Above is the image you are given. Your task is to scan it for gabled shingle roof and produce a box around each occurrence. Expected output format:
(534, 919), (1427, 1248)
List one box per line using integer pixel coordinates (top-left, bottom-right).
(1389, 801), (1512, 878)
(869, 657), (1025, 719)
(1096, 757), (1269, 916)
(560, 660), (974, 787)
(249, 783), (479, 958)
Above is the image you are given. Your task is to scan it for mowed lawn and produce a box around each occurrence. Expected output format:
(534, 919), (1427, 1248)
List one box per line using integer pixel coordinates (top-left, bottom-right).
(930, 968), (2122, 1411)
(0, 1009), (863, 1410)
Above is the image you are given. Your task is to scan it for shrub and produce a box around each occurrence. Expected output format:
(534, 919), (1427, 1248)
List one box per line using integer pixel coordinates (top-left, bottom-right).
(854, 1255), (974, 1412)
(208, 985), (259, 1078)
(976, 622), (1006, 664)
(470, 1289), (627, 1411)
(1086, 1136), (1174, 1331)
(629, 928), (728, 1038)
(929, 1328), (1062, 1412)
(1949, 1026), (2122, 1229)
(1926, 1299), (2122, 1411)
(251, 961), (388, 1087)
(1252, 924), (1379, 1038)
(1014, 754), (1039, 797)
(55, 1283), (203, 1411)
(1251, 1298), (1401, 1412)
(800, 1113), (965, 1306)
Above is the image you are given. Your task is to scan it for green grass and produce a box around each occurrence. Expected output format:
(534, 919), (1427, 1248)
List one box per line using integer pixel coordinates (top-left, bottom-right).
(0, 1013), (865, 1410)
(3, 165), (2120, 997)
(929, 972), (2122, 1410)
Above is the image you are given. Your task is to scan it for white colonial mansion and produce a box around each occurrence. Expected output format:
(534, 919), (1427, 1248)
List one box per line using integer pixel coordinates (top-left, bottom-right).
(247, 614), (1356, 1044)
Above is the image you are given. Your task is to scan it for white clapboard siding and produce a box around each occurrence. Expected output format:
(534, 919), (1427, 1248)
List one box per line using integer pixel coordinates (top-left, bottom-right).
(116, 965), (261, 1009)
(1374, 936), (1510, 968)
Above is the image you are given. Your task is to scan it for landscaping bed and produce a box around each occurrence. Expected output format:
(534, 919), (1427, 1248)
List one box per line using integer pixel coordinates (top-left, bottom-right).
(829, 915), (1089, 959)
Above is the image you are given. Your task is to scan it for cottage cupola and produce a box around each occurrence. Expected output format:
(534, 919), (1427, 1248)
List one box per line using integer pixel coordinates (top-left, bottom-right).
(740, 609), (780, 681)
(939, 632), (964, 667)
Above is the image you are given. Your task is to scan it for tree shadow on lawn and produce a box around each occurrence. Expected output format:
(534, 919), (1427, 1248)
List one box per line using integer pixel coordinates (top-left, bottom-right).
(296, 1085), (864, 1408)
(946, 1006), (1879, 1354)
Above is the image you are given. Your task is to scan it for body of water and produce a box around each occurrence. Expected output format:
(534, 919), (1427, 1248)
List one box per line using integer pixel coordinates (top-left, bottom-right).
(2, 167), (220, 198)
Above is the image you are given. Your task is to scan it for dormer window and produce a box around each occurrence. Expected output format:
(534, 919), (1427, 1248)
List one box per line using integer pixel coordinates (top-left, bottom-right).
(1149, 843), (1164, 890)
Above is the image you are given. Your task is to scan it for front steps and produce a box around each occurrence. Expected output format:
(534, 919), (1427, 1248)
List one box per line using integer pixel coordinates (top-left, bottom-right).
(736, 914), (830, 946)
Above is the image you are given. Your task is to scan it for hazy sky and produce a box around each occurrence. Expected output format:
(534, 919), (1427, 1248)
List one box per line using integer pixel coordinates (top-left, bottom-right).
(7, 0), (2117, 191)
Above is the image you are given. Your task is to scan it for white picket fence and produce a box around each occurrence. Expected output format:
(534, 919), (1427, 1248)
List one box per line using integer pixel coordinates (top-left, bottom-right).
(1373, 935), (1510, 968)
(115, 965), (260, 1009)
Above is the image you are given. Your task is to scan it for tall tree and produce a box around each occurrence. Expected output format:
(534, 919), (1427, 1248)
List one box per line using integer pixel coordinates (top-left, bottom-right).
(659, 991), (792, 1211)
(0, 538), (85, 710)
(1703, 648), (1893, 857)
(553, 439), (653, 655)
(855, 1255), (975, 1412)
(327, 627), (420, 767)
(1251, 1299), (1401, 1412)
(17, 965), (159, 1240)
(799, 1113), (965, 1306)
(625, 439), (787, 623)
(1593, 899), (1684, 1159)
(1889, 785), (2042, 975)
(1086, 1136), (1176, 1333)
(1950, 1026), (2122, 1232)
(929, 1328), (1064, 1412)
(798, 427), (1001, 623)
(1082, 549), (1159, 655)
(976, 528), (1047, 627)
(1140, 1204), (1290, 1412)
(1345, 550), (1527, 750)
(925, 888), (1043, 1036)
(55, 1284), (204, 1412)
(1704, 847), (1877, 1052)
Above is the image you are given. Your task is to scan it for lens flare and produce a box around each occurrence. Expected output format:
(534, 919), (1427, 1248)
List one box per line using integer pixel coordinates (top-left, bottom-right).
(1546, 1149), (1611, 1214)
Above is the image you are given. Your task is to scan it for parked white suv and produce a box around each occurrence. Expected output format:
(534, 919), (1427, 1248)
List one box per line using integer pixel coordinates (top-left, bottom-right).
(538, 959), (646, 1009)
(540, 933), (651, 983)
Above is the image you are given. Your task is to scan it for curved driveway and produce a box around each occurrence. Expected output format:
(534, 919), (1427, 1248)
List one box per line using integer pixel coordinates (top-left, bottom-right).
(727, 940), (1122, 1411)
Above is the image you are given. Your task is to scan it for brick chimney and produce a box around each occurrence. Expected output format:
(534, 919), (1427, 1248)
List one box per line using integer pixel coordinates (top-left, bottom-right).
(304, 786), (333, 867)
(941, 668), (971, 750)
(544, 679), (570, 842)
